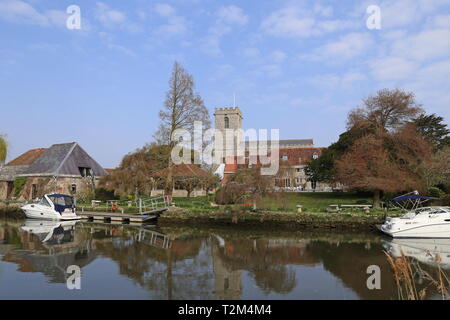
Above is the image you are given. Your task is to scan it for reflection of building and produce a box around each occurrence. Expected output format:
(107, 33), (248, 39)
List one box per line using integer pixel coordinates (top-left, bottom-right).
(211, 242), (242, 300)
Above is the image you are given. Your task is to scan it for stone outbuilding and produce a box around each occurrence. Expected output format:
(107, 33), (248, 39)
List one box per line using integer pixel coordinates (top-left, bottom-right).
(0, 142), (107, 200)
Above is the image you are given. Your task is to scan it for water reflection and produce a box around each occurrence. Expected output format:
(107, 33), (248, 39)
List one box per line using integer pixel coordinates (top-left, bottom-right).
(0, 218), (448, 300)
(383, 238), (450, 269)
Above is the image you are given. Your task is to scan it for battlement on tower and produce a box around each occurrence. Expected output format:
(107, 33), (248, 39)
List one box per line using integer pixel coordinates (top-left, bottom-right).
(214, 107), (243, 118)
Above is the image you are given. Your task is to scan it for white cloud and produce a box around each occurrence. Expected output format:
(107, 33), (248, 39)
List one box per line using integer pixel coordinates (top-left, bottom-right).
(201, 5), (248, 55)
(269, 50), (287, 63)
(154, 3), (187, 36)
(95, 2), (126, 26)
(369, 57), (418, 82)
(376, 0), (450, 29)
(242, 47), (261, 58)
(304, 32), (374, 61)
(154, 3), (175, 17)
(217, 5), (249, 26)
(0, 0), (65, 27)
(261, 4), (357, 38)
(309, 72), (367, 89)
(391, 29), (450, 62)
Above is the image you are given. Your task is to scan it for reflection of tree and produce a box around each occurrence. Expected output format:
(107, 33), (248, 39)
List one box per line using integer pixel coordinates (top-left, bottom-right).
(251, 265), (296, 294)
(211, 238), (318, 295)
(307, 241), (397, 300)
(94, 234), (214, 300)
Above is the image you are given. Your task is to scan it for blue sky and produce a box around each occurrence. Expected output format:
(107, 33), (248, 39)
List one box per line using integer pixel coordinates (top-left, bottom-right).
(1, 0), (450, 168)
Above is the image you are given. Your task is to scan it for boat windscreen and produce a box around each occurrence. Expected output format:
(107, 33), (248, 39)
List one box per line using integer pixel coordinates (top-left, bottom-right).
(48, 195), (74, 207)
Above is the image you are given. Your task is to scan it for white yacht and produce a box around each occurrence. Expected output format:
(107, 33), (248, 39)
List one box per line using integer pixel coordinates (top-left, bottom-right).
(21, 194), (81, 221)
(380, 207), (450, 238)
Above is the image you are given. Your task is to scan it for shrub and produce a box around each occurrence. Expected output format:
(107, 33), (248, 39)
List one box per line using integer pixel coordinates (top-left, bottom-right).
(442, 195), (450, 206)
(13, 177), (27, 198)
(95, 188), (118, 202)
(215, 183), (248, 205)
(356, 199), (369, 205)
(429, 187), (445, 198)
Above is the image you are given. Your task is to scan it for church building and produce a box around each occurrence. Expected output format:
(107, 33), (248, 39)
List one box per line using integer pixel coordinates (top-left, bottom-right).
(213, 107), (335, 191)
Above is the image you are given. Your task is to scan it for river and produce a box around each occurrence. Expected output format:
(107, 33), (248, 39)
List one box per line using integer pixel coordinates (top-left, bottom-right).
(0, 218), (448, 300)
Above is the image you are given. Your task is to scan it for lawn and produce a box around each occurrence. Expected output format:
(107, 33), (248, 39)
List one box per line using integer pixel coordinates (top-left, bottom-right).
(256, 192), (374, 213)
(76, 192), (376, 214)
(173, 192), (374, 213)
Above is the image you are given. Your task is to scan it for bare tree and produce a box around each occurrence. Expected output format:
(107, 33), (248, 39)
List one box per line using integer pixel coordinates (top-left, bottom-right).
(154, 62), (210, 197)
(347, 89), (423, 131)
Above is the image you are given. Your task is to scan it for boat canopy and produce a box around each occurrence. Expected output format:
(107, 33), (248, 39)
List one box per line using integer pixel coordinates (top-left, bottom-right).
(391, 195), (433, 202)
(389, 194), (434, 210)
(47, 194), (75, 214)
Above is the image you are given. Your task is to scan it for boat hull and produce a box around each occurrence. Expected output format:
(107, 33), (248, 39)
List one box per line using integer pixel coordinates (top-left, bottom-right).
(380, 223), (450, 238)
(21, 207), (81, 221)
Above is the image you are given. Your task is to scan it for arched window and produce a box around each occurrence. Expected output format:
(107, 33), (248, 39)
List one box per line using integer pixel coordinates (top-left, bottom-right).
(224, 116), (230, 129)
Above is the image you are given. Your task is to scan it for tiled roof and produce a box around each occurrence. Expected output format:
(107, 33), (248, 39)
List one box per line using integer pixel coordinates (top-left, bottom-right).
(6, 148), (47, 166)
(152, 163), (210, 177)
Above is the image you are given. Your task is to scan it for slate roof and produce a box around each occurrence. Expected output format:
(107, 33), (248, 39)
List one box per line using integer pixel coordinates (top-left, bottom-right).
(0, 165), (28, 181)
(0, 142), (107, 181)
(22, 142), (107, 177)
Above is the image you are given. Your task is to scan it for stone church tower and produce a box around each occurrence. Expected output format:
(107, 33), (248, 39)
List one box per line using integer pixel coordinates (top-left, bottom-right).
(214, 107), (243, 162)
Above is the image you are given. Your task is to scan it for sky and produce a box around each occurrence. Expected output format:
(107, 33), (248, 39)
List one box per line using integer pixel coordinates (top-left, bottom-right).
(1, 0), (450, 168)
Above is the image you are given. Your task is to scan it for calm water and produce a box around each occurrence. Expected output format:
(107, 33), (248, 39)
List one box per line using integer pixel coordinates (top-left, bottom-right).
(0, 218), (449, 300)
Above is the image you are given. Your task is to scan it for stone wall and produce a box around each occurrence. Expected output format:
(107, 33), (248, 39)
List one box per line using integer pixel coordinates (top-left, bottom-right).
(19, 176), (101, 200)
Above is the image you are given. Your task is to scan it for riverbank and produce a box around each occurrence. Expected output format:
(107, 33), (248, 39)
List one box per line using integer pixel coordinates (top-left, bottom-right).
(158, 207), (396, 231)
(0, 202), (24, 219)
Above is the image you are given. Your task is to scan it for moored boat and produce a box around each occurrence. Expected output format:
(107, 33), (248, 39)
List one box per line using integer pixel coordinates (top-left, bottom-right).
(21, 194), (81, 221)
(380, 207), (450, 238)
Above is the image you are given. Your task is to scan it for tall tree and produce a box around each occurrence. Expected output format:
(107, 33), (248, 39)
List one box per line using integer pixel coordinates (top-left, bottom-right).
(154, 62), (210, 197)
(305, 121), (375, 183)
(421, 146), (450, 190)
(347, 88), (423, 131)
(336, 126), (432, 208)
(0, 134), (7, 165)
(413, 113), (450, 150)
(99, 144), (171, 197)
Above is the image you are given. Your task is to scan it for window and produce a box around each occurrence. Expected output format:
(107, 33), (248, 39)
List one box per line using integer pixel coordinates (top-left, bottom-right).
(296, 168), (302, 173)
(312, 153), (319, 160)
(281, 155), (288, 161)
(224, 116), (230, 129)
(71, 184), (77, 193)
(38, 197), (51, 207)
(79, 167), (92, 177)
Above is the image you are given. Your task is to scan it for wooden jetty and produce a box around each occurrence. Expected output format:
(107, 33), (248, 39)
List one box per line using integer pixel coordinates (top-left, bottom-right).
(77, 195), (169, 224)
(79, 209), (166, 224)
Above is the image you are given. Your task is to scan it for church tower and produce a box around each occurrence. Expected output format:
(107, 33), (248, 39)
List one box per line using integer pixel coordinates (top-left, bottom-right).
(214, 107), (243, 162)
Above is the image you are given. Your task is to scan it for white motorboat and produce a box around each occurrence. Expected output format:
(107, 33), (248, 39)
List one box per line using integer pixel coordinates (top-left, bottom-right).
(380, 207), (450, 238)
(21, 193), (81, 221)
